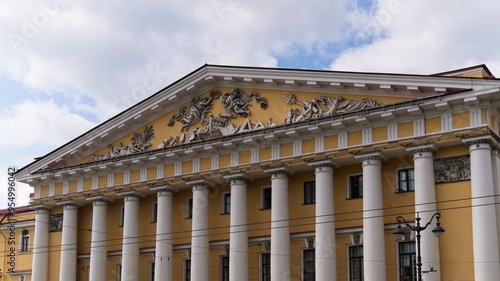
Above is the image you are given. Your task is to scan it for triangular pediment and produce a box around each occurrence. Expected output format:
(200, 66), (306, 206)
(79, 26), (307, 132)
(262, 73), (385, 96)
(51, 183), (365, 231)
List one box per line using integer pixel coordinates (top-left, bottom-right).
(16, 64), (497, 183)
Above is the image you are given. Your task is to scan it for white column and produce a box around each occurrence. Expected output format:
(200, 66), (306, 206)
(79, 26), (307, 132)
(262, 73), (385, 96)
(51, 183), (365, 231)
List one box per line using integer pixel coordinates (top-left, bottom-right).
(88, 198), (110, 281)
(225, 174), (249, 281)
(120, 192), (142, 281)
(189, 180), (210, 281)
(58, 202), (79, 281)
(492, 146), (500, 256)
(310, 161), (337, 281)
(152, 187), (175, 281)
(408, 145), (441, 281)
(266, 168), (291, 281)
(31, 206), (51, 281)
(356, 153), (386, 281)
(464, 137), (500, 280)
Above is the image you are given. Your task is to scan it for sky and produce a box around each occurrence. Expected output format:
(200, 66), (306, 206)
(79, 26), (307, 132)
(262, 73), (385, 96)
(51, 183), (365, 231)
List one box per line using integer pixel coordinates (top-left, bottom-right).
(1, 0), (500, 208)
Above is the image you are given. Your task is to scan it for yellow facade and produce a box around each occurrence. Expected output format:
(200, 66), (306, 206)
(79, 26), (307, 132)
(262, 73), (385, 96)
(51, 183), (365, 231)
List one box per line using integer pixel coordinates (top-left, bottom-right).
(10, 64), (500, 281)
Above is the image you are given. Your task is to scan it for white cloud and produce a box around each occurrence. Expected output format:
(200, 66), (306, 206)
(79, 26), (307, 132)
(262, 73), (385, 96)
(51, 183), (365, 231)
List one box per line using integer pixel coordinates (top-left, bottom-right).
(0, 98), (96, 147)
(330, 0), (500, 76)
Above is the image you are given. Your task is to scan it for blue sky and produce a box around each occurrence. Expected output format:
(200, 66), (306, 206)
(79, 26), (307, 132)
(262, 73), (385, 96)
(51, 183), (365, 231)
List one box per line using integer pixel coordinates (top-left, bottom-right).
(1, 0), (500, 207)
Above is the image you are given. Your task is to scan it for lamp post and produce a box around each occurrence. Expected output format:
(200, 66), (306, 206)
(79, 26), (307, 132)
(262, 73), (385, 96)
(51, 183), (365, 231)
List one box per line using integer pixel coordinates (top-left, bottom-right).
(393, 212), (445, 281)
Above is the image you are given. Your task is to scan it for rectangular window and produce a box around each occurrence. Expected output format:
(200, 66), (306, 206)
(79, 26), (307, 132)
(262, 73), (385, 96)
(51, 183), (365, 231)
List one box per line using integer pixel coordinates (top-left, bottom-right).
(184, 259), (191, 281)
(90, 210), (93, 230)
(220, 256), (229, 281)
(303, 249), (315, 281)
(19, 276), (26, 281)
(119, 206), (124, 227)
(261, 253), (271, 281)
(222, 193), (231, 214)
(398, 168), (415, 193)
(152, 202), (158, 223)
(20, 234), (30, 252)
(303, 181), (316, 204)
(149, 262), (155, 281)
(399, 242), (417, 281)
(349, 175), (363, 199)
(116, 264), (122, 281)
(261, 187), (272, 209)
(349, 246), (364, 281)
(186, 197), (193, 219)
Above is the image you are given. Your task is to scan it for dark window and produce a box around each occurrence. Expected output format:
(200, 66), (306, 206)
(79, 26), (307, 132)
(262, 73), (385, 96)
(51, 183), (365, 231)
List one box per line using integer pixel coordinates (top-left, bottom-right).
(304, 181), (316, 204)
(398, 168), (415, 192)
(303, 249), (315, 281)
(21, 235), (29, 252)
(262, 187), (272, 209)
(186, 198), (193, 219)
(349, 246), (364, 281)
(116, 264), (121, 281)
(119, 206), (124, 227)
(349, 175), (363, 199)
(152, 202), (157, 223)
(150, 262), (155, 281)
(223, 193), (231, 214)
(221, 256), (229, 281)
(185, 259), (191, 281)
(399, 242), (417, 281)
(261, 253), (271, 281)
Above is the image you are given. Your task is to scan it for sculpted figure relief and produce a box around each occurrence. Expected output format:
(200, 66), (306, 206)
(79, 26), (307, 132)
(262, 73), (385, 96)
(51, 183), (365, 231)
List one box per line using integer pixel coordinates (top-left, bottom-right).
(282, 93), (383, 124)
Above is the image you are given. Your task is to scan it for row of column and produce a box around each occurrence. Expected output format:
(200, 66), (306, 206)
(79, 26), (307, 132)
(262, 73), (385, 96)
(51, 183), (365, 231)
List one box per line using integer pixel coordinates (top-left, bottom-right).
(29, 137), (500, 281)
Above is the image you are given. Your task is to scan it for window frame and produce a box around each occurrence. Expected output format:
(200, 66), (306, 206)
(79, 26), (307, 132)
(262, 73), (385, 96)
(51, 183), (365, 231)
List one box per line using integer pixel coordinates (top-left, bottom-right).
(152, 202), (158, 223)
(348, 174), (363, 199)
(260, 252), (271, 281)
(398, 241), (417, 281)
(220, 255), (229, 281)
(184, 259), (191, 281)
(119, 206), (124, 227)
(149, 261), (155, 281)
(20, 234), (30, 252)
(397, 168), (415, 193)
(222, 192), (231, 214)
(116, 264), (122, 281)
(348, 245), (364, 281)
(186, 197), (193, 219)
(261, 187), (272, 210)
(303, 181), (316, 204)
(302, 248), (315, 281)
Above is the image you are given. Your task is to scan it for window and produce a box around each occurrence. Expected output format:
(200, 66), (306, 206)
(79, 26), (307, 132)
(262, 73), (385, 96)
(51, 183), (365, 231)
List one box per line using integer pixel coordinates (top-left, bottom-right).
(116, 264), (122, 281)
(90, 210), (93, 230)
(399, 242), (417, 281)
(222, 193), (231, 214)
(303, 181), (316, 204)
(349, 175), (363, 199)
(149, 262), (155, 281)
(261, 253), (271, 281)
(220, 256), (229, 281)
(349, 246), (364, 281)
(261, 187), (271, 209)
(152, 202), (158, 223)
(19, 275), (26, 281)
(119, 206), (124, 227)
(184, 259), (191, 281)
(398, 168), (415, 193)
(20, 234), (30, 252)
(186, 198), (193, 219)
(303, 249), (315, 281)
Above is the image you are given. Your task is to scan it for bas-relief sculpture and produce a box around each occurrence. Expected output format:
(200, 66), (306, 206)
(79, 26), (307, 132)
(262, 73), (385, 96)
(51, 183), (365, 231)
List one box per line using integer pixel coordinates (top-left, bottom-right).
(89, 88), (383, 162)
(50, 213), (63, 232)
(434, 155), (471, 183)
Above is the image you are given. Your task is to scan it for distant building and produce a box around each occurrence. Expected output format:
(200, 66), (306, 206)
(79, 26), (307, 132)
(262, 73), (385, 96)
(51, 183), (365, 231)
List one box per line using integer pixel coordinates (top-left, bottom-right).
(13, 64), (500, 281)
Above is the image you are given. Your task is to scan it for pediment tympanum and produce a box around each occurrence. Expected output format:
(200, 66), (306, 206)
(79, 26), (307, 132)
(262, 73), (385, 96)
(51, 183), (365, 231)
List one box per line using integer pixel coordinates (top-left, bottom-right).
(87, 88), (384, 164)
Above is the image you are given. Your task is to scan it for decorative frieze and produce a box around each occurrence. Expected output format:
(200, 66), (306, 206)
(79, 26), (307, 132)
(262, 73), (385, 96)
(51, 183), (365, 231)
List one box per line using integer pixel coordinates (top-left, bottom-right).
(50, 213), (63, 232)
(434, 155), (471, 183)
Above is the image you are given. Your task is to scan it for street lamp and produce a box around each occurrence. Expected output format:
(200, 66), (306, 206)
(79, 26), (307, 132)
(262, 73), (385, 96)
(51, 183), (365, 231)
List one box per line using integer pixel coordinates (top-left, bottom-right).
(393, 212), (445, 281)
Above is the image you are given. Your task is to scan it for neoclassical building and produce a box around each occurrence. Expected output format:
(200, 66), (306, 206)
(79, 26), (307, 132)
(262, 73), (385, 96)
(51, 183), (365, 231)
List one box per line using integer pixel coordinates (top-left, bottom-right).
(13, 64), (500, 281)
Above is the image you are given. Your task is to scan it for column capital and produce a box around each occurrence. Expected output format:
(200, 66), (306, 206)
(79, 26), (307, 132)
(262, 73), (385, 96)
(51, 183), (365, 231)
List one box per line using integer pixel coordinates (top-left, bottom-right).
(118, 191), (144, 202)
(307, 159), (336, 170)
(406, 143), (437, 156)
(186, 179), (211, 191)
(151, 185), (177, 194)
(223, 173), (250, 183)
(87, 196), (112, 206)
(463, 136), (496, 149)
(30, 204), (52, 213)
(355, 152), (385, 164)
(57, 201), (80, 210)
(264, 167), (291, 176)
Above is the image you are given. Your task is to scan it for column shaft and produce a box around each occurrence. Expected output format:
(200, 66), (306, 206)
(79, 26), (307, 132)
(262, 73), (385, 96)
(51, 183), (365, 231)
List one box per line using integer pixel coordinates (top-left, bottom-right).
(227, 175), (249, 281)
(410, 146), (441, 281)
(357, 153), (386, 281)
(312, 163), (337, 281)
(191, 182), (210, 281)
(59, 204), (79, 281)
(121, 193), (141, 281)
(466, 139), (500, 280)
(154, 188), (174, 281)
(89, 199), (109, 281)
(268, 169), (291, 281)
(31, 207), (50, 281)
